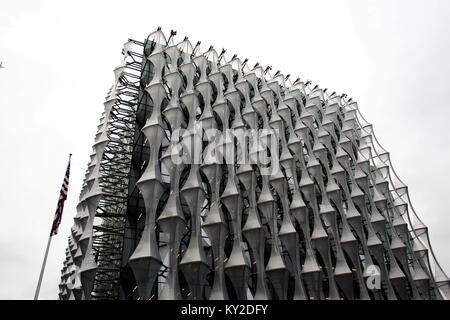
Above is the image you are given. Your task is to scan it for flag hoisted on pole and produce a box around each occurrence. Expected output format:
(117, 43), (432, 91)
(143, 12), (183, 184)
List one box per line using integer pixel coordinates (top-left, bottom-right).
(50, 155), (72, 236)
(34, 154), (72, 300)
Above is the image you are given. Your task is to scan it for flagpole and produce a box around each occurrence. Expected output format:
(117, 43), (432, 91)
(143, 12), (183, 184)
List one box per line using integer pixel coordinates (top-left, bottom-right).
(34, 153), (72, 300)
(34, 234), (53, 300)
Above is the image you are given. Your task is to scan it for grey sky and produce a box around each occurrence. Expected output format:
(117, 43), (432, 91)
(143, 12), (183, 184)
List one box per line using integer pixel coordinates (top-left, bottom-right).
(0, 0), (449, 299)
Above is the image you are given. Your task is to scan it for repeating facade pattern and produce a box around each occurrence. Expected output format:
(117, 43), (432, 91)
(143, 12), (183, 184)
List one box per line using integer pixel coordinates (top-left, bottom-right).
(59, 28), (450, 300)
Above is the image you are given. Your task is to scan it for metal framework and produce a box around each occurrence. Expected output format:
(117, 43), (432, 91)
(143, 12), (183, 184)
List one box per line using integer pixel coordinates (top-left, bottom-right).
(59, 28), (450, 300)
(58, 40), (143, 300)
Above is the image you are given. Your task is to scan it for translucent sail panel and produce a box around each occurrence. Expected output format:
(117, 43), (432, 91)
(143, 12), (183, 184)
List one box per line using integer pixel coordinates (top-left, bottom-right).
(204, 48), (220, 74)
(248, 66), (269, 92)
(145, 29), (167, 56)
(229, 57), (245, 83)
(177, 39), (194, 57)
(273, 73), (287, 88)
(308, 88), (323, 100)
(252, 65), (265, 79)
(230, 57), (242, 72)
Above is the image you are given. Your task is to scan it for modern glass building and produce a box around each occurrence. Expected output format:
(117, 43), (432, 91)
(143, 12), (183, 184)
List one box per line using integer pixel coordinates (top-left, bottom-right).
(58, 28), (450, 300)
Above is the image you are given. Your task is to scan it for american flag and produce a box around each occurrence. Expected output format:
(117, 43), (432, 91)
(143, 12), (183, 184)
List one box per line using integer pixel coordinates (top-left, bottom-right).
(50, 155), (71, 236)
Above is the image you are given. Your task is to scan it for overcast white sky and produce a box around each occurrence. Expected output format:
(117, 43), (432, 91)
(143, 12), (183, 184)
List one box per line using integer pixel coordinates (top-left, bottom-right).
(0, 0), (449, 300)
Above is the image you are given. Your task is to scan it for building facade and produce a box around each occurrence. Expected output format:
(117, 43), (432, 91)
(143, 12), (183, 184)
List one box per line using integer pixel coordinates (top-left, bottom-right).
(58, 28), (450, 300)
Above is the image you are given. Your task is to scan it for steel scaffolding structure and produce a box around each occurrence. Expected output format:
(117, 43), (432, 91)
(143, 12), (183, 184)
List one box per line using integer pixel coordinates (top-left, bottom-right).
(89, 44), (143, 299)
(58, 39), (143, 300)
(59, 28), (450, 300)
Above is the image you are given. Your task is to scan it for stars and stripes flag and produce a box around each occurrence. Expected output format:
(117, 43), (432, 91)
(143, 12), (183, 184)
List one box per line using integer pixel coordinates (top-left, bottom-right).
(50, 155), (72, 236)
